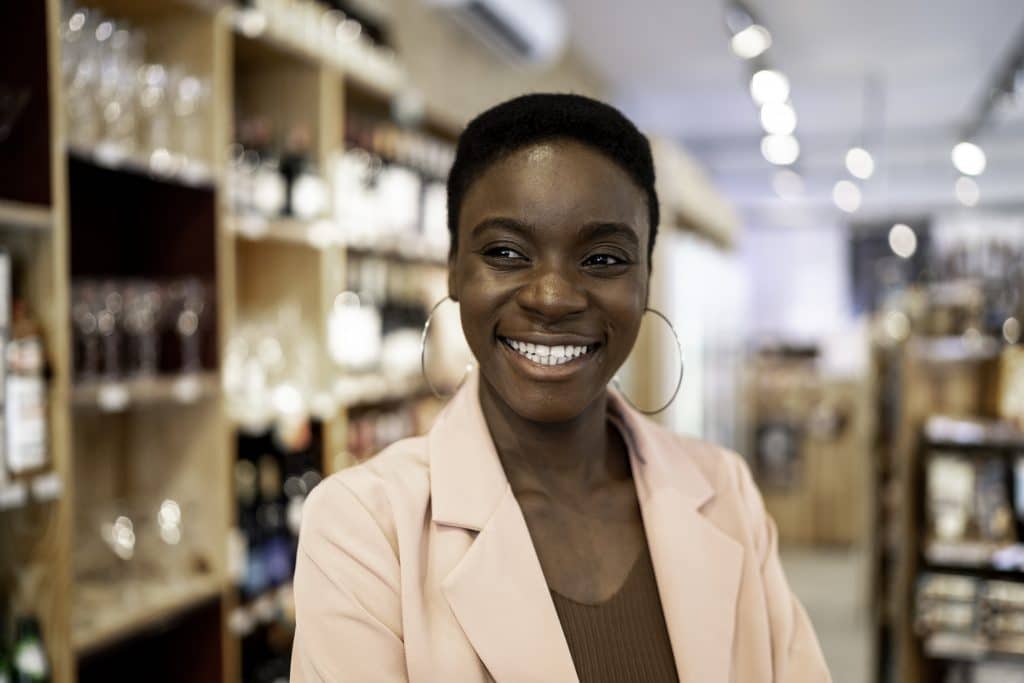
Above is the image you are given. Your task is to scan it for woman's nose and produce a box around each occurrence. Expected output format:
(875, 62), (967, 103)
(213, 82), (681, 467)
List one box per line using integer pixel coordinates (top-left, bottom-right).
(515, 267), (587, 321)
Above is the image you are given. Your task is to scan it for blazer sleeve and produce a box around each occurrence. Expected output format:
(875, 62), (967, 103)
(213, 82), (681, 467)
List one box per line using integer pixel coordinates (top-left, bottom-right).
(735, 456), (833, 682)
(290, 476), (409, 682)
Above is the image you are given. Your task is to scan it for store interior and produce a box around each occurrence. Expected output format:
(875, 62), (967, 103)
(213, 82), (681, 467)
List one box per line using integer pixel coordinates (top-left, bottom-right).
(1, 0), (1023, 681)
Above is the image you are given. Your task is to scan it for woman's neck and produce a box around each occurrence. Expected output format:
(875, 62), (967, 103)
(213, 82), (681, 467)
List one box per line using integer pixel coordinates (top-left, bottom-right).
(477, 376), (631, 498)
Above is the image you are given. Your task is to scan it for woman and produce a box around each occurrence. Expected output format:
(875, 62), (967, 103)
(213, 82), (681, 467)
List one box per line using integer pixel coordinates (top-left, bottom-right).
(291, 93), (831, 682)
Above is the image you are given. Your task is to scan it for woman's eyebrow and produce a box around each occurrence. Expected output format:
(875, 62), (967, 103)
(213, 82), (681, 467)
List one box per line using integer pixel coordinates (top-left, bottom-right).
(578, 222), (640, 248)
(469, 216), (535, 239)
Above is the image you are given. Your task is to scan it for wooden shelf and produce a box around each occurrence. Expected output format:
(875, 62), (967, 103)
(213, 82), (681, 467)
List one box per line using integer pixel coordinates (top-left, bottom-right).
(71, 373), (220, 412)
(229, 214), (329, 247)
(335, 374), (428, 408)
(68, 146), (216, 190)
(72, 572), (225, 656)
(229, 6), (404, 97)
(0, 471), (63, 511)
(228, 214), (448, 265)
(0, 199), (51, 230)
(923, 415), (1024, 449)
(911, 335), (1003, 363)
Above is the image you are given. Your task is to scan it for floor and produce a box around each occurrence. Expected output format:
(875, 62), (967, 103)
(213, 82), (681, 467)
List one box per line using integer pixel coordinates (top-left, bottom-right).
(780, 546), (871, 683)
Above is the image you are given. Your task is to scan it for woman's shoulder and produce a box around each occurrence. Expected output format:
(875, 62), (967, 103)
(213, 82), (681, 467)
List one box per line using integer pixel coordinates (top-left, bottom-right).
(633, 417), (766, 528)
(635, 416), (754, 491)
(299, 434), (433, 557)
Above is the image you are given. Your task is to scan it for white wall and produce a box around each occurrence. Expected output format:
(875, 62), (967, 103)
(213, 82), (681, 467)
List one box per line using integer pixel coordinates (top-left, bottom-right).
(739, 222), (854, 345)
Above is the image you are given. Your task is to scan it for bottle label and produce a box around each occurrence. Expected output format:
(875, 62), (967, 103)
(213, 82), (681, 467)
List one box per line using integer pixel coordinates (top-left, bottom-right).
(5, 375), (46, 473)
(14, 642), (48, 677)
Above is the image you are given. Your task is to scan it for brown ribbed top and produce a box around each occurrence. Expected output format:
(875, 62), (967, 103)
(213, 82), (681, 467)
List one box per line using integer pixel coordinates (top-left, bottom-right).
(550, 543), (679, 682)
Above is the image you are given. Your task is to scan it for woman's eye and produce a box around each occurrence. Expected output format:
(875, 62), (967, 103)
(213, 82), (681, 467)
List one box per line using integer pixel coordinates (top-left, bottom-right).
(483, 246), (527, 261)
(582, 253), (627, 267)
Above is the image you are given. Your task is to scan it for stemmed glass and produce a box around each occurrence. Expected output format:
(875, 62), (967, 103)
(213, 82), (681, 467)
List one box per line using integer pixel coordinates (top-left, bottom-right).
(123, 281), (163, 376)
(97, 280), (123, 381)
(173, 72), (210, 175)
(62, 3), (103, 147)
(171, 279), (206, 374)
(96, 20), (143, 162)
(138, 62), (173, 171)
(71, 281), (101, 381)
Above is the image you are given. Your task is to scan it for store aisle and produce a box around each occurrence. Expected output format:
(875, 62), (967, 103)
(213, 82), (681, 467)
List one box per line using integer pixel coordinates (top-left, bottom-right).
(781, 547), (871, 683)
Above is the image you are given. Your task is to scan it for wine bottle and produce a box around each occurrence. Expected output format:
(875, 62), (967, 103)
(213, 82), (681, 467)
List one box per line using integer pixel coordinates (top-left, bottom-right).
(11, 617), (48, 683)
(257, 453), (291, 587)
(5, 303), (47, 475)
(280, 125), (327, 221)
(240, 117), (286, 219)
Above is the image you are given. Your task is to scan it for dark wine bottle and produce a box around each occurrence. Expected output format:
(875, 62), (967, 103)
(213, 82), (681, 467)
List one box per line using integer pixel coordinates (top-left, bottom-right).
(11, 617), (48, 683)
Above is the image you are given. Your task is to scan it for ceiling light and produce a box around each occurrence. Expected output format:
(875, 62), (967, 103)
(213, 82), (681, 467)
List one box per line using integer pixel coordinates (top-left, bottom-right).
(952, 141), (987, 176)
(954, 176), (980, 207)
(750, 70), (790, 106)
(888, 224), (917, 259)
(772, 169), (804, 200)
(731, 25), (772, 59)
(761, 134), (800, 165)
(845, 147), (875, 180)
(832, 180), (862, 213)
(760, 102), (797, 135)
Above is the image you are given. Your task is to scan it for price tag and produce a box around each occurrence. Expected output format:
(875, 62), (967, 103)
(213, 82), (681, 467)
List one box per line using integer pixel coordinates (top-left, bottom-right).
(172, 375), (202, 404)
(97, 383), (130, 412)
(30, 472), (62, 502)
(0, 481), (28, 510)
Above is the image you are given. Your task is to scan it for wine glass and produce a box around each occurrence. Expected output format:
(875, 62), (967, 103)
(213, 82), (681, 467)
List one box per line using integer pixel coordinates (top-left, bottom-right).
(123, 280), (162, 376)
(97, 280), (124, 381)
(71, 281), (101, 381)
(170, 278), (206, 374)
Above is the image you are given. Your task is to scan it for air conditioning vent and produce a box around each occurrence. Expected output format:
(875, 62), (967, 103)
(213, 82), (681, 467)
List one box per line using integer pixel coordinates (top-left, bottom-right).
(426, 0), (567, 66)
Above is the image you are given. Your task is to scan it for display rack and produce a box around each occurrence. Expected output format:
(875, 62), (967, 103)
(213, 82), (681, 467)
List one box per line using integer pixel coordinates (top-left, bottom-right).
(1, 1), (453, 681)
(888, 330), (1016, 683)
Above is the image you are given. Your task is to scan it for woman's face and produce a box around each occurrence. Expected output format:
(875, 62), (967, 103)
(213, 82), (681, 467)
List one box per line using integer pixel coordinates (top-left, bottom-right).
(449, 139), (650, 423)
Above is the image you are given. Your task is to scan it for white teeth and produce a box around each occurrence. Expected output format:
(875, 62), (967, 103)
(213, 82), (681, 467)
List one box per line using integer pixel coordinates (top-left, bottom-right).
(505, 338), (594, 367)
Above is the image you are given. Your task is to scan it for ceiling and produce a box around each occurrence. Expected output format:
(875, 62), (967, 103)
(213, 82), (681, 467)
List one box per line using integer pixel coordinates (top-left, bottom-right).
(560, 0), (1024, 222)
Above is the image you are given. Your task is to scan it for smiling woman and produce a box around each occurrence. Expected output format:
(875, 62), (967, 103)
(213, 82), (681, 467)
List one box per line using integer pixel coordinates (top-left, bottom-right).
(290, 93), (832, 682)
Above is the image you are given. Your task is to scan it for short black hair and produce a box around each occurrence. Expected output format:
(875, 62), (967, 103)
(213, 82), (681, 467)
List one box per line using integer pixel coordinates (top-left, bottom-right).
(446, 93), (659, 263)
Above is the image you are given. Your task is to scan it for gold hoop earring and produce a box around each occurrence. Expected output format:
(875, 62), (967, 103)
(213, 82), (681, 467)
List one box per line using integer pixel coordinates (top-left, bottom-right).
(420, 296), (475, 400)
(611, 307), (685, 416)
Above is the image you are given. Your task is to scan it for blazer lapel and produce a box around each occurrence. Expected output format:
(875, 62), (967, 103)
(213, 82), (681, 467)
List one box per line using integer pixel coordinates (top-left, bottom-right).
(442, 487), (580, 682)
(430, 371), (578, 682)
(429, 372), (743, 683)
(611, 391), (745, 683)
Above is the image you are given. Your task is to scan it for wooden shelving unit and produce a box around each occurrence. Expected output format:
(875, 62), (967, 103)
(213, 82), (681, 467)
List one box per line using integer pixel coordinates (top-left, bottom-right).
(885, 332), (1012, 683)
(72, 572), (226, 656)
(1, 1), (453, 681)
(0, 200), (53, 231)
(70, 373), (220, 411)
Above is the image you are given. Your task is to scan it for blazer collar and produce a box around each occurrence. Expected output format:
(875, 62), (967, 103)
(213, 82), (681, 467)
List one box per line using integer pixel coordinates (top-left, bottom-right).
(430, 369), (743, 682)
(428, 369), (508, 531)
(429, 369), (715, 527)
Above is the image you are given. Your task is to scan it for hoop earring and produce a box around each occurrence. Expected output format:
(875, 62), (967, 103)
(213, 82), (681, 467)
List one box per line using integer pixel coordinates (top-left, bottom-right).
(420, 296), (475, 400)
(611, 307), (685, 416)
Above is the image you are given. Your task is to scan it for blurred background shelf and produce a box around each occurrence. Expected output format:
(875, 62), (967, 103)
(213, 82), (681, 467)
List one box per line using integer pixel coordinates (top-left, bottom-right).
(0, 199), (52, 230)
(71, 373), (220, 411)
(67, 146), (216, 190)
(71, 572), (226, 656)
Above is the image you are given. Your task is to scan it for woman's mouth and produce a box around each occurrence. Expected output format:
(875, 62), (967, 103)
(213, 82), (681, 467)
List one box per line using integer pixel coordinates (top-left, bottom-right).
(498, 336), (600, 367)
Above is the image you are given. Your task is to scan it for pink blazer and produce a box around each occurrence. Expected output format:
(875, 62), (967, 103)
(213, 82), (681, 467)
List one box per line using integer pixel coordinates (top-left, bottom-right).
(291, 370), (832, 682)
